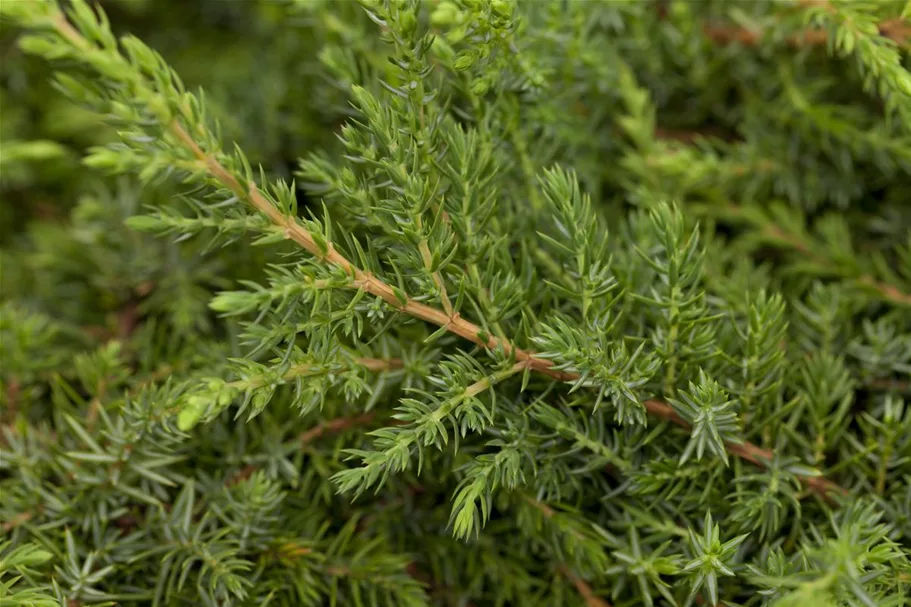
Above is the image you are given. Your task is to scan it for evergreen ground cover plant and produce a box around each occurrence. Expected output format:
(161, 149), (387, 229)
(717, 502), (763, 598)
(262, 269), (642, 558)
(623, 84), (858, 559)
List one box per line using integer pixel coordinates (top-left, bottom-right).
(1, 0), (911, 604)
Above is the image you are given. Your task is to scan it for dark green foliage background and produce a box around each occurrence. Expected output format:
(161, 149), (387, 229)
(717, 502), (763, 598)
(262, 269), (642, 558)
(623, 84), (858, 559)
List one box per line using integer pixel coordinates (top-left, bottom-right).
(1, 1), (910, 606)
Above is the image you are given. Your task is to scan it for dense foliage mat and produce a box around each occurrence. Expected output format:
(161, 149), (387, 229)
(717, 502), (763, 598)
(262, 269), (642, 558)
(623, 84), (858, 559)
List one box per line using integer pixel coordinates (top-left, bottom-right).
(2, 1), (911, 605)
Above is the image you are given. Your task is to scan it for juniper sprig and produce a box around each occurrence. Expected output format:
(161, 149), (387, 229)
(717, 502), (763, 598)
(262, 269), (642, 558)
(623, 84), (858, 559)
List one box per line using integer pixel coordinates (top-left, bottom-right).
(1, 1), (910, 606)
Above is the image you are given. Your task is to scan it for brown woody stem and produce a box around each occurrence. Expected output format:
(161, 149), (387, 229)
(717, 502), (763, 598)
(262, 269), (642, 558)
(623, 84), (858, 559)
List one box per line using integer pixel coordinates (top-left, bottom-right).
(300, 412), (378, 444)
(558, 565), (612, 607)
(704, 18), (910, 49)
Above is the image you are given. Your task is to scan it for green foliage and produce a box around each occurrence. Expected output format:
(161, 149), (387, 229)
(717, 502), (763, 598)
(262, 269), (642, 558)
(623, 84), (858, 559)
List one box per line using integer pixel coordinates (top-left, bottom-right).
(669, 371), (740, 466)
(1, 0), (910, 606)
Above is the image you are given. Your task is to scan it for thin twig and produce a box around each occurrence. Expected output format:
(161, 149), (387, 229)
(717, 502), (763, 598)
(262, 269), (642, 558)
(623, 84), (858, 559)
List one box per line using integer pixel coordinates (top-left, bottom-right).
(558, 565), (612, 607)
(1, 511), (33, 533)
(703, 18), (910, 49)
(710, 203), (911, 309)
(85, 378), (108, 433)
(523, 494), (600, 545)
(764, 227), (911, 309)
(526, 496), (614, 606)
(225, 464), (258, 487)
(417, 214), (454, 317)
(224, 412), (383, 487)
(645, 399), (845, 499)
(3, 378), (20, 424)
(300, 412), (378, 444)
(868, 377), (911, 393)
(227, 357), (402, 391)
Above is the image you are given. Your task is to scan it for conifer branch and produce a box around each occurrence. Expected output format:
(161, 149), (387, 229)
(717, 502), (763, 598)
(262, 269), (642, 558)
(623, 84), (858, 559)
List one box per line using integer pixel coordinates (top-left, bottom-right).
(522, 496), (612, 605)
(180, 113), (842, 495)
(171, 134), (578, 381)
(703, 17), (910, 49)
(644, 399), (846, 499)
(169, 112), (569, 375)
(719, 204), (911, 308)
(40, 3), (849, 500)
